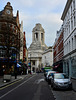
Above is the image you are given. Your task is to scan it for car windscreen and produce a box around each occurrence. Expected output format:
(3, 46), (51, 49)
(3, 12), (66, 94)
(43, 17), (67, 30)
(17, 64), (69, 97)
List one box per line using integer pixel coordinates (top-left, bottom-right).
(54, 74), (69, 79)
(49, 72), (55, 76)
(49, 73), (54, 76)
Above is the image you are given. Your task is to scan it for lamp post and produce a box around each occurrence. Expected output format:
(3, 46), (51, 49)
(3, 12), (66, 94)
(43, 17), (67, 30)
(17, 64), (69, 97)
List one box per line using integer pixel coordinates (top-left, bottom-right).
(30, 54), (31, 74)
(45, 56), (46, 67)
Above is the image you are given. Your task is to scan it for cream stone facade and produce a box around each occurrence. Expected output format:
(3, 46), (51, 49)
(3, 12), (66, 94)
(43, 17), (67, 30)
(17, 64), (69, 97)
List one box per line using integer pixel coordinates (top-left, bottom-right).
(42, 47), (53, 67)
(61, 0), (76, 78)
(28, 23), (47, 72)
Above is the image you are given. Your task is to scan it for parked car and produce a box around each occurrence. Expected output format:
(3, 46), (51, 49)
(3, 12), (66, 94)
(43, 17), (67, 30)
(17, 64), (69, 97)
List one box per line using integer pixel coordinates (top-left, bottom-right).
(48, 71), (56, 84)
(51, 73), (72, 90)
(45, 71), (56, 81)
(44, 69), (51, 77)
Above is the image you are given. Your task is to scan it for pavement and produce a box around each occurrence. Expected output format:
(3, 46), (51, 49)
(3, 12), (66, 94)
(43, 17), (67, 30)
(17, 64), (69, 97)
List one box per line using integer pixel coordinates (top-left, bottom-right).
(0, 74), (76, 92)
(71, 78), (76, 92)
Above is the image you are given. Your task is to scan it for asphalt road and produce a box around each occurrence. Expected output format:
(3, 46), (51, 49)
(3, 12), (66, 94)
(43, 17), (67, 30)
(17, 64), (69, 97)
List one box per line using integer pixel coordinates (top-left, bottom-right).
(0, 73), (55, 100)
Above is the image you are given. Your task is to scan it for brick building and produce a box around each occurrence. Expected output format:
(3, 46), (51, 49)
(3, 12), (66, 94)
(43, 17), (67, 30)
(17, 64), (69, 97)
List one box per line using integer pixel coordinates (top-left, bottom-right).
(53, 25), (64, 72)
(0, 2), (20, 75)
(20, 23), (27, 63)
(23, 32), (27, 62)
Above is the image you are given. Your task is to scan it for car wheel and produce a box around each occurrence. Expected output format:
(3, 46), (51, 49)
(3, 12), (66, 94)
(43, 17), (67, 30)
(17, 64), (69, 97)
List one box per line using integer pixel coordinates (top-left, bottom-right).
(48, 80), (50, 84)
(51, 84), (53, 87)
(69, 84), (72, 90)
(52, 84), (55, 90)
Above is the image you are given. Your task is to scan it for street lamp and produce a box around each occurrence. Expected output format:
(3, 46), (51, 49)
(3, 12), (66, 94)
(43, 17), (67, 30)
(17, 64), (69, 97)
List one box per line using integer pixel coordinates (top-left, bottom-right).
(30, 54), (31, 74)
(45, 56), (46, 67)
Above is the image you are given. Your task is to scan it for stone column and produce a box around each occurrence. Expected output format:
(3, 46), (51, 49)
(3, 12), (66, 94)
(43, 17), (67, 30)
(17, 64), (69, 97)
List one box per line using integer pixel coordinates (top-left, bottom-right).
(32, 32), (34, 42)
(38, 32), (41, 42)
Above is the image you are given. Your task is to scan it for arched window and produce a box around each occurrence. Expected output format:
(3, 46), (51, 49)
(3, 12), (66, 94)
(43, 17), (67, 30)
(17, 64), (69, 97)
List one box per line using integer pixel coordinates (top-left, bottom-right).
(35, 33), (38, 40)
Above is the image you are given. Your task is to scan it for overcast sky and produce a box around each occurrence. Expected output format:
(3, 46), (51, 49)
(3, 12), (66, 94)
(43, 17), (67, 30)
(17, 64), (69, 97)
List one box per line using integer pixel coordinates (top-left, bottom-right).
(0, 0), (67, 48)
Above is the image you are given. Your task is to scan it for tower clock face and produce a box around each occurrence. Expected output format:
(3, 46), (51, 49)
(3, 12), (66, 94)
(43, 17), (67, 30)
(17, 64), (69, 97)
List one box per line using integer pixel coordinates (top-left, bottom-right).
(6, 10), (11, 14)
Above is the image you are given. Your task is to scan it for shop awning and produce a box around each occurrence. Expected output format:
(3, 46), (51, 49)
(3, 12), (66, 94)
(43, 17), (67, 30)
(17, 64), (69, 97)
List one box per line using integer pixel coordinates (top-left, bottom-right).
(17, 63), (21, 68)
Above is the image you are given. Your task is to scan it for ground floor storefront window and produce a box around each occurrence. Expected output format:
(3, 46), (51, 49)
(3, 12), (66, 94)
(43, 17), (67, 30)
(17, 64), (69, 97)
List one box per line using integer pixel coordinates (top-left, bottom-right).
(63, 61), (69, 77)
(71, 56), (76, 78)
(63, 56), (76, 79)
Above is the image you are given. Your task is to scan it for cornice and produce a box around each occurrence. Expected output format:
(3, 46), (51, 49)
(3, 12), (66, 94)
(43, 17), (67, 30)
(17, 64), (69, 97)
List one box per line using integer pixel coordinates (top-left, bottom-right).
(61, 0), (72, 20)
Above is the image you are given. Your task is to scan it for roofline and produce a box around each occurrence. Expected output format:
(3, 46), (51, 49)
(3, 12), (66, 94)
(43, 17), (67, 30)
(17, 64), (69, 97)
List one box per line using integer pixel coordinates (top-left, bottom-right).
(42, 48), (53, 55)
(61, 0), (72, 20)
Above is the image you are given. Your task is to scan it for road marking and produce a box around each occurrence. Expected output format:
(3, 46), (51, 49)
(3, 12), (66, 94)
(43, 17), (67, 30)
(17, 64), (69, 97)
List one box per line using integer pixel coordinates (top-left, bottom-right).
(0, 75), (35, 99)
(0, 76), (27, 90)
(37, 79), (45, 84)
(0, 79), (22, 90)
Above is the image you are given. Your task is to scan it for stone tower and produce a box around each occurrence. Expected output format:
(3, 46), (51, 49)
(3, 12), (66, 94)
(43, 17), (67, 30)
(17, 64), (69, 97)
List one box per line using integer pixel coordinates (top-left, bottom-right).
(28, 23), (47, 73)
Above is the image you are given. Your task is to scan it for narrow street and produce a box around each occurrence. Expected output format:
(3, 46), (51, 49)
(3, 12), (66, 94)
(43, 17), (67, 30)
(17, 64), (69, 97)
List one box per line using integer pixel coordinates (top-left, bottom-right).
(0, 0), (76, 100)
(0, 73), (55, 100)
(0, 73), (76, 100)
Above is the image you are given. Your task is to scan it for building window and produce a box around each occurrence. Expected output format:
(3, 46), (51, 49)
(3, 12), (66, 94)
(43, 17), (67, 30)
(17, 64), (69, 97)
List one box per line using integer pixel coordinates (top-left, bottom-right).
(64, 28), (66, 38)
(41, 33), (44, 44)
(33, 61), (35, 65)
(67, 27), (68, 36)
(69, 41), (70, 52)
(35, 33), (38, 40)
(75, 36), (76, 49)
(67, 43), (68, 53)
(65, 44), (67, 54)
(73, 0), (75, 10)
(65, 27), (67, 37)
(74, 15), (76, 27)
(71, 18), (73, 30)
(41, 33), (43, 40)
(69, 24), (70, 33)
(68, 21), (70, 34)
(71, 57), (76, 78)
(72, 38), (73, 50)
(0, 49), (6, 57)
(71, 5), (72, 15)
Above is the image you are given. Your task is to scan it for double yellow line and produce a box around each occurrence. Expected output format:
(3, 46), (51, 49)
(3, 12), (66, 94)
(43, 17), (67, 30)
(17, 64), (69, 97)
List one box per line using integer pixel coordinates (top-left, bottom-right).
(0, 79), (22, 90)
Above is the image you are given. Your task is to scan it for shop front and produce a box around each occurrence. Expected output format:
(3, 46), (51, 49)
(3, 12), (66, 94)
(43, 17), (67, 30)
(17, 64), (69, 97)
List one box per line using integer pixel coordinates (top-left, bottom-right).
(71, 56), (76, 78)
(0, 58), (17, 76)
(53, 60), (63, 73)
(63, 55), (76, 79)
